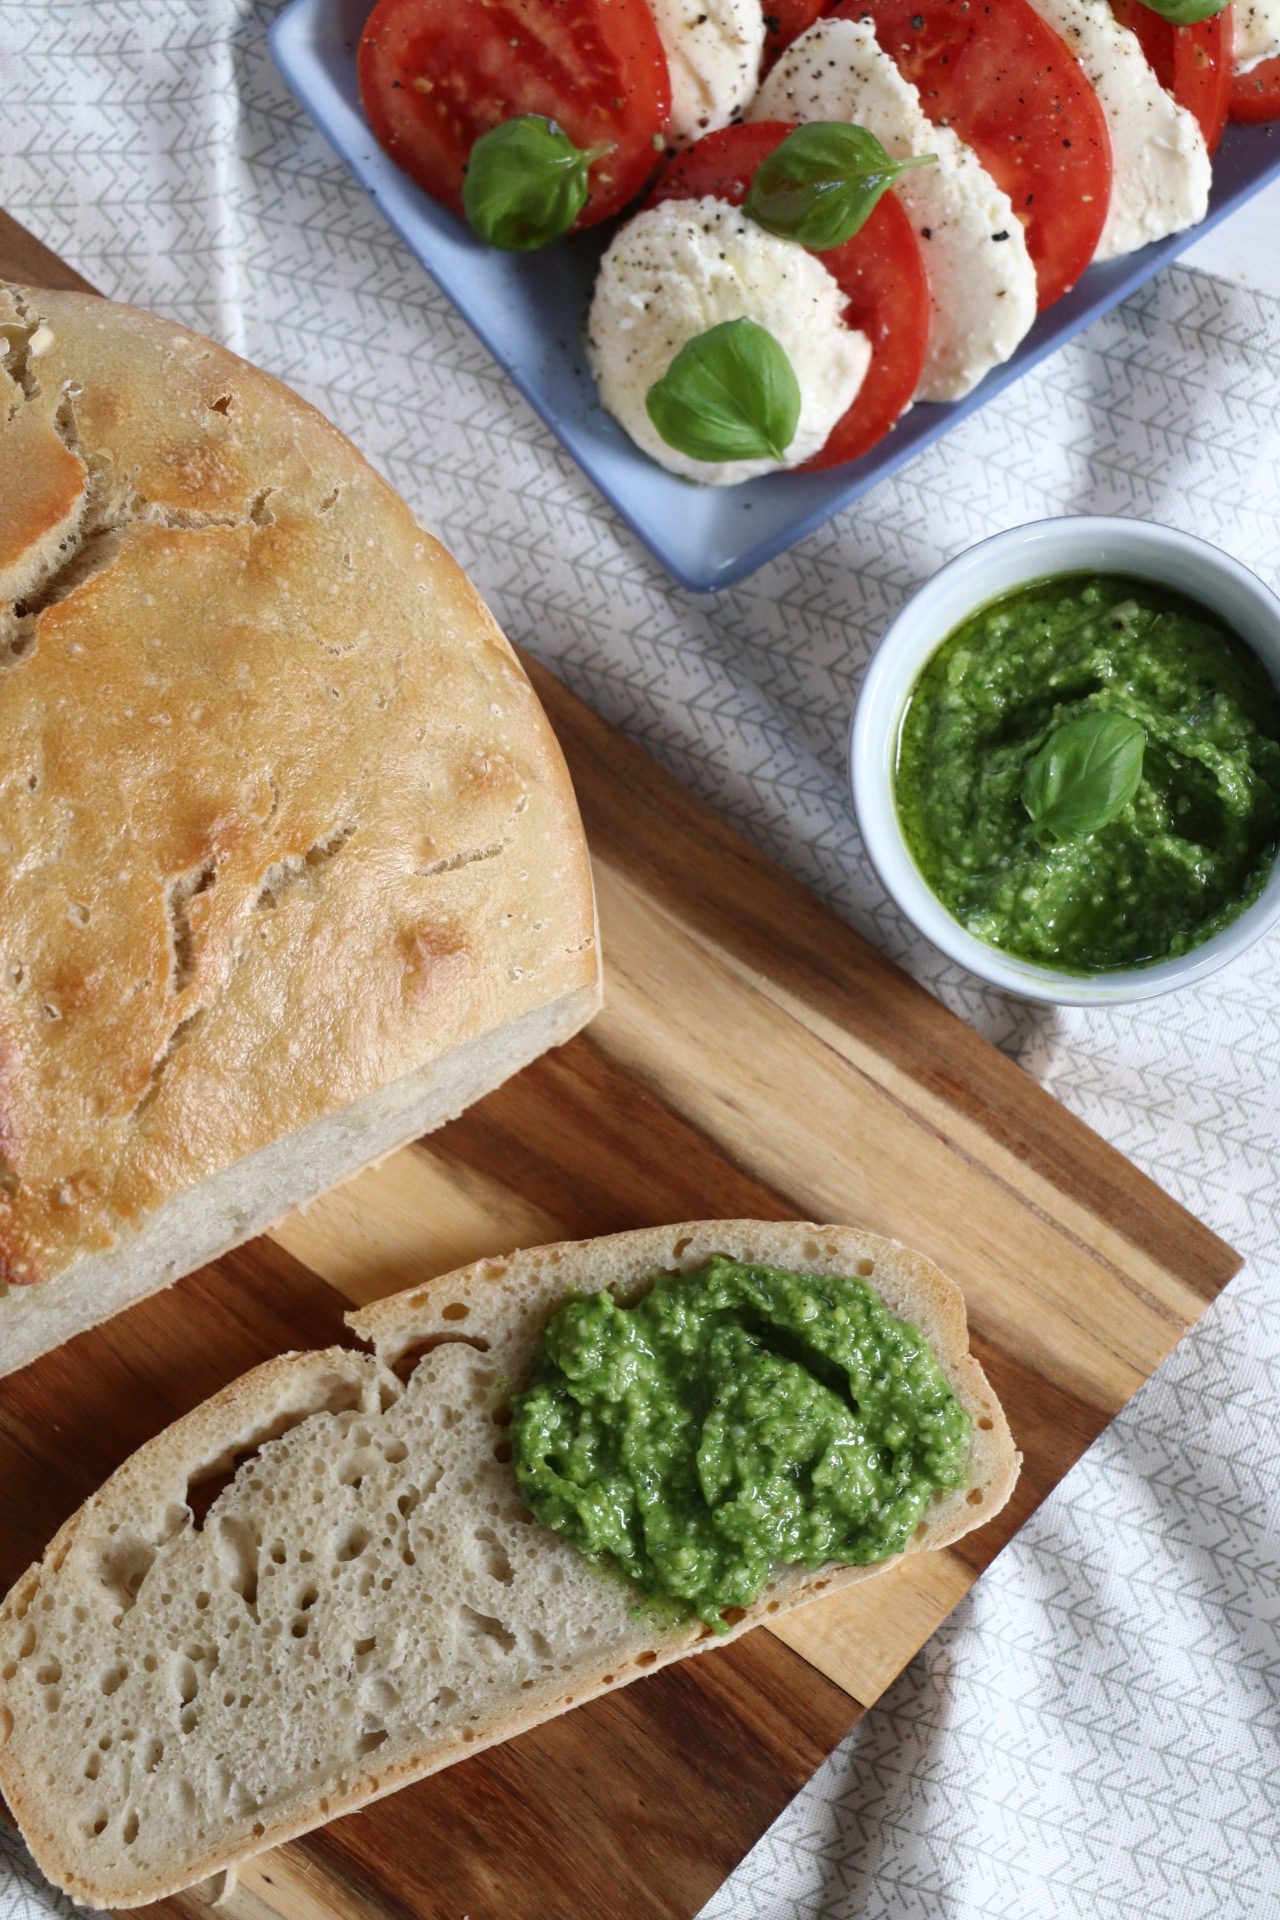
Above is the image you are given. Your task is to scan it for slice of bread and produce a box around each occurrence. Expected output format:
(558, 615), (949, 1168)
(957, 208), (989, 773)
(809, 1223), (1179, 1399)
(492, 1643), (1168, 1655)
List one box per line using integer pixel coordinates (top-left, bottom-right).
(0, 281), (600, 1375)
(0, 1221), (1019, 1906)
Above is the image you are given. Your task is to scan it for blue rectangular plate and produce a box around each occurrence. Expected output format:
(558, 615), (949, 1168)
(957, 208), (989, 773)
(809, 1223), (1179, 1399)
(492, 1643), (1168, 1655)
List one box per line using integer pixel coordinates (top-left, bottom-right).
(271, 0), (1280, 591)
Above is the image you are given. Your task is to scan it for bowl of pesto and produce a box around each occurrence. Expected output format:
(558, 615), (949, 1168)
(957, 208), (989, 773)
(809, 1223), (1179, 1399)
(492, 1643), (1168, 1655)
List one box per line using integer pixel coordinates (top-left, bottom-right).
(851, 517), (1280, 1003)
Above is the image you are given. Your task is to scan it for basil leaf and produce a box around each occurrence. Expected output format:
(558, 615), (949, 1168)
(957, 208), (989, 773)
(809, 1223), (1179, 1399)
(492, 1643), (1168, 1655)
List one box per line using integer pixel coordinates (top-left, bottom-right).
(1134, 0), (1227, 24)
(645, 319), (802, 466)
(744, 123), (937, 251)
(1021, 712), (1147, 841)
(462, 116), (611, 252)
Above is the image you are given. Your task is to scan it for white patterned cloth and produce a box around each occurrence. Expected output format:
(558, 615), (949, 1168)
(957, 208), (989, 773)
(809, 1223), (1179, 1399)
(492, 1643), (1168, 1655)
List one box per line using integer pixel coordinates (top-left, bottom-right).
(1, 6), (1278, 1916)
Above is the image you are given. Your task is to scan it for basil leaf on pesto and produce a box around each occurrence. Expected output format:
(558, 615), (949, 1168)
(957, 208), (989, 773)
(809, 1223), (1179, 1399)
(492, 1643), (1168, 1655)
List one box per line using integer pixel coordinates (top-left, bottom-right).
(744, 122), (937, 251)
(462, 115), (611, 251)
(511, 1255), (972, 1629)
(1022, 711), (1146, 841)
(645, 319), (802, 465)
(895, 574), (1280, 972)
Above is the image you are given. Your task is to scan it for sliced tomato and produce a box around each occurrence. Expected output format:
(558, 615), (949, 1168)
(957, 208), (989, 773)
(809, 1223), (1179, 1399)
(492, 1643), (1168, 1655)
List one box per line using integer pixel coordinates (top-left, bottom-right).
(358, 0), (671, 226)
(649, 122), (930, 468)
(1112, 0), (1231, 150)
(1230, 50), (1280, 119)
(762, 0), (827, 69)
(844, 0), (1112, 310)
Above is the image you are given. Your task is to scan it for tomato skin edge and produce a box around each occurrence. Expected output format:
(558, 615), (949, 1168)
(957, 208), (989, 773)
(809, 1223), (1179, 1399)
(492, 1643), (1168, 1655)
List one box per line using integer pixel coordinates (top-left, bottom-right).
(1229, 49), (1280, 121)
(647, 122), (931, 471)
(1112, 0), (1231, 151)
(847, 0), (1113, 311)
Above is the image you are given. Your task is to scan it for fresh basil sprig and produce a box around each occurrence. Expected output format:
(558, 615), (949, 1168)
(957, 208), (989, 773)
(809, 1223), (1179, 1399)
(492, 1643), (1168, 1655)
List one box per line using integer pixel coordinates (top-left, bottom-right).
(744, 123), (937, 252)
(462, 116), (611, 252)
(1021, 712), (1146, 841)
(645, 318), (802, 466)
(1133, 0), (1227, 25)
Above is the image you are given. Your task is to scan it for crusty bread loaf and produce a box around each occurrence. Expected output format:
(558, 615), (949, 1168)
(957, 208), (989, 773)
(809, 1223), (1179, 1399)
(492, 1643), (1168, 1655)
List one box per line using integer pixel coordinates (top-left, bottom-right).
(0, 282), (600, 1374)
(0, 1221), (1018, 1907)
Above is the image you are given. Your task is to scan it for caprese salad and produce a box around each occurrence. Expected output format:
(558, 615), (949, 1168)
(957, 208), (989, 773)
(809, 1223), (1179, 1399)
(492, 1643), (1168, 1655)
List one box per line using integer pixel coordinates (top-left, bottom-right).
(358, 0), (1280, 486)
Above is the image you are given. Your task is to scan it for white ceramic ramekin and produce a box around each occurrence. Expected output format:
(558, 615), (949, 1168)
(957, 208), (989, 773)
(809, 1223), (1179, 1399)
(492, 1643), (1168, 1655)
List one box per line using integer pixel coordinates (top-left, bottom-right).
(850, 516), (1280, 1005)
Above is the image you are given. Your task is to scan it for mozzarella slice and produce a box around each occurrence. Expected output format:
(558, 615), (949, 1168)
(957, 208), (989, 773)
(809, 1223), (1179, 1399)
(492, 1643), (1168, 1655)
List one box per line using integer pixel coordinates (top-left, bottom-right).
(648, 0), (766, 146)
(587, 197), (871, 486)
(751, 18), (1037, 402)
(1021, 0), (1210, 257)
(1234, 0), (1280, 74)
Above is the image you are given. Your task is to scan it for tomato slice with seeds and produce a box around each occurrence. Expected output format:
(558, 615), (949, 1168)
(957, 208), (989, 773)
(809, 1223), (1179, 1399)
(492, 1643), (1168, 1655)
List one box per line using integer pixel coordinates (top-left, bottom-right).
(1229, 50), (1280, 120)
(649, 122), (930, 468)
(1112, 0), (1231, 150)
(844, 0), (1113, 310)
(358, 0), (671, 227)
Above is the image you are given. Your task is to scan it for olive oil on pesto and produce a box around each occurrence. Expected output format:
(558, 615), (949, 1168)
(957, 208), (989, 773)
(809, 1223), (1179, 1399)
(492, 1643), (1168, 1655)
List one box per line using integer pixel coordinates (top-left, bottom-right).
(511, 1256), (971, 1630)
(895, 574), (1280, 972)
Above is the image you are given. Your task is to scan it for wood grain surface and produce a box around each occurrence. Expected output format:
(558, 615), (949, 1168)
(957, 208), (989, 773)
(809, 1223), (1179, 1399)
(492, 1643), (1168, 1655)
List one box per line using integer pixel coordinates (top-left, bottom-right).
(0, 212), (1243, 1920)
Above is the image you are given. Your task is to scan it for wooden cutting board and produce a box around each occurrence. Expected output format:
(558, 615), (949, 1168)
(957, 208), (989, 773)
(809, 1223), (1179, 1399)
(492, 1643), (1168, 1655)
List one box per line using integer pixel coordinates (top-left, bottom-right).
(0, 215), (1242, 1920)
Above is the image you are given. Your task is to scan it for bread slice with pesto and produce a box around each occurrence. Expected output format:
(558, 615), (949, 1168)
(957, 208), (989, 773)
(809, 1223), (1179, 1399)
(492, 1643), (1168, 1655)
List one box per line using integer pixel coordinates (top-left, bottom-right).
(0, 1221), (1018, 1908)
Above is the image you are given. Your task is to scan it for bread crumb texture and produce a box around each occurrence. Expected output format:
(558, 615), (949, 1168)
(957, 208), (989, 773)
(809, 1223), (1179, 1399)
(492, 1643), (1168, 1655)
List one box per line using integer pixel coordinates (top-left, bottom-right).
(0, 1221), (1018, 1906)
(0, 283), (597, 1292)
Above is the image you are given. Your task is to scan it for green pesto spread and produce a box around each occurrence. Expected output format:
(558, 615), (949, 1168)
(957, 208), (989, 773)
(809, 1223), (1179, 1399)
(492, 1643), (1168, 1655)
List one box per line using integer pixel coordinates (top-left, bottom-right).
(510, 1255), (972, 1630)
(895, 574), (1280, 972)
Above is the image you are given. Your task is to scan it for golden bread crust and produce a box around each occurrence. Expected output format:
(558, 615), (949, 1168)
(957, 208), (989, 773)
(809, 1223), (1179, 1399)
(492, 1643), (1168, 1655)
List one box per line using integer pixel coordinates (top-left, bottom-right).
(0, 284), (598, 1293)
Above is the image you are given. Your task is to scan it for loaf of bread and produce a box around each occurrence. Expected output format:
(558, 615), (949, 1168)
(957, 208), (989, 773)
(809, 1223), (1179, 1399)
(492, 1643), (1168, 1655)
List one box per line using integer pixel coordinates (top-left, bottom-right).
(0, 1220), (1018, 1907)
(0, 282), (600, 1375)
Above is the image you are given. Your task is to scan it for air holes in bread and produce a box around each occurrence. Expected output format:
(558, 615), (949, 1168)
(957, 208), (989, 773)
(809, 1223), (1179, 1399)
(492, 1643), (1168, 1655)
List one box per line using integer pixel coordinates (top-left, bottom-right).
(357, 1726), (388, 1757)
(474, 1527), (515, 1586)
(673, 1236), (694, 1259)
(720, 1606), (746, 1627)
(336, 1524), (371, 1563)
(441, 1302), (469, 1322)
(967, 1488), (983, 1505)
(493, 1441), (512, 1464)
(388, 1331), (492, 1385)
(216, 1516), (261, 1617)
(97, 1537), (159, 1614)
(635, 1651), (657, 1668)
(856, 1258), (875, 1277)
(185, 1382), (365, 1529)
(460, 1606), (517, 1655)
(337, 1450), (379, 1490)
(100, 1663), (128, 1697)
(977, 1416), (994, 1432)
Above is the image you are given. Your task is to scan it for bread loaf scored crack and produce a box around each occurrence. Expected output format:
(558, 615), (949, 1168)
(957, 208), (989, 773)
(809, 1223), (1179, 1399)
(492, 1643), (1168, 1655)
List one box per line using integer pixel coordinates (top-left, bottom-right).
(0, 283), (600, 1373)
(0, 1221), (1019, 1906)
